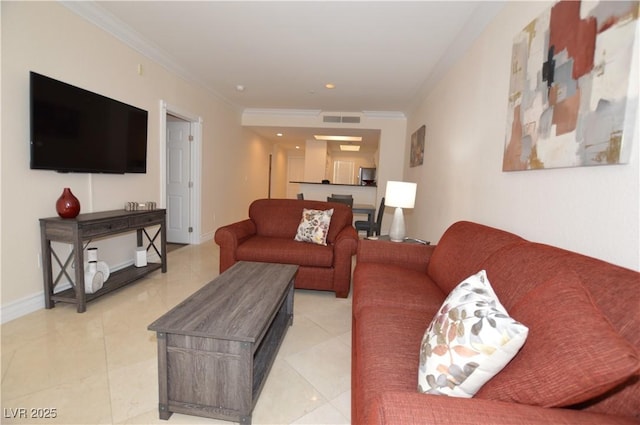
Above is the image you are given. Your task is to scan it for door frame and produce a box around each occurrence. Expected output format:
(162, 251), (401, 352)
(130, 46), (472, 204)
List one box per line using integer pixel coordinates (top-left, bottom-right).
(286, 155), (305, 199)
(159, 100), (202, 244)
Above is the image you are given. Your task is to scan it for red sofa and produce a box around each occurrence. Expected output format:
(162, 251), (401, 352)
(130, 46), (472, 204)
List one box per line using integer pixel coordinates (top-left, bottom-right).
(353, 221), (640, 424)
(214, 198), (358, 297)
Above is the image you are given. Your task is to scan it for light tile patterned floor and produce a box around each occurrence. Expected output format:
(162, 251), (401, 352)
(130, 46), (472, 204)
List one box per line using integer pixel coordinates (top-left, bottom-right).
(1, 241), (352, 424)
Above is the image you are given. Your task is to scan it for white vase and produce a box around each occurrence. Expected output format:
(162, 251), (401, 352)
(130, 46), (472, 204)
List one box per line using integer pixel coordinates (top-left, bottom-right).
(96, 261), (110, 281)
(84, 261), (104, 294)
(86, 247), (110, 281)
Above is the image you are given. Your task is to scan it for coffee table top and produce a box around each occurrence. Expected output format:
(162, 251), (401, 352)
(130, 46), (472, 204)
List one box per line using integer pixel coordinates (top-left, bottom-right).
(148, 261), (298, 342)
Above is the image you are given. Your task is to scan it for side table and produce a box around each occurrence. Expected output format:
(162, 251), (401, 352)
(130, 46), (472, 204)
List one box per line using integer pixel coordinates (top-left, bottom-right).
(367, 235), (430, 244)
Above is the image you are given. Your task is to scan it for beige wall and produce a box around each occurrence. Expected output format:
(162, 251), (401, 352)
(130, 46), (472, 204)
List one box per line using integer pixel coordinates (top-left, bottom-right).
(405, 1), (639, 271)
(0, 2), (273, 315)
(304, 139), (327, 182)
(242, 110), (407, 232)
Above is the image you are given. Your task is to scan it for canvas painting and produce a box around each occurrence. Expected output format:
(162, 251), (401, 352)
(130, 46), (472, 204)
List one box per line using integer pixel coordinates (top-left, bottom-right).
(503, 0), (639, 171)
(410, 125), (425, 167)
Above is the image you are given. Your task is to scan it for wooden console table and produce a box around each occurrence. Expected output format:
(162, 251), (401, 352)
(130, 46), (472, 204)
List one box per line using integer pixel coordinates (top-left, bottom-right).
(40, 209), (167, 313)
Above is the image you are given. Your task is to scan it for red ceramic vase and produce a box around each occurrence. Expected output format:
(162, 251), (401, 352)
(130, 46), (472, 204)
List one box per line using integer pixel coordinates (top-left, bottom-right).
(56, 187), (80, 218)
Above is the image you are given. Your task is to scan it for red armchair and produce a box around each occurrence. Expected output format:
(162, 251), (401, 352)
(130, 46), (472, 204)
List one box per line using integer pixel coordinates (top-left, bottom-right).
(214, 198), (358, 297)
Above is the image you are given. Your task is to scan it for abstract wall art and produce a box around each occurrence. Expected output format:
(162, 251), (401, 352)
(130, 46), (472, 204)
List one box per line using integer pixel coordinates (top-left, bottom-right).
(410, 125), (425, 167)
(503, 0), (639, 171)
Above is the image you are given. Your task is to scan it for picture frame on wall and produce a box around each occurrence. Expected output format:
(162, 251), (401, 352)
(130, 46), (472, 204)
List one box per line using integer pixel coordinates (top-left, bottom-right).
(410, 125), (426, 167)
(502, 0), (639, 171)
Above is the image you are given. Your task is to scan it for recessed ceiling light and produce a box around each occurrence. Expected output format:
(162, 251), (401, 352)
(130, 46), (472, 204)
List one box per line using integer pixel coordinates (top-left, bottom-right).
(295, 146), (300, 149)
(314, 135), (362, 142)
(276, 133), (283, 137)
(325, 83), (335, 89)
(236, 84), (245, 91)
(340, 145), (361, 152)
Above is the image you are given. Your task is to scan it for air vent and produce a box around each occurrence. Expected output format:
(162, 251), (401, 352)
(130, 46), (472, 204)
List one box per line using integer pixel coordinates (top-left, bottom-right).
(322, 115), (361, 124)
(323, 115), (341, 123)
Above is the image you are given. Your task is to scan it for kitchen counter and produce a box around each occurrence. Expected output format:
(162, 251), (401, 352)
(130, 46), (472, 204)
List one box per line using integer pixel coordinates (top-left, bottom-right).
(290, 181), (376, 187)
(292, 181), (378, 206)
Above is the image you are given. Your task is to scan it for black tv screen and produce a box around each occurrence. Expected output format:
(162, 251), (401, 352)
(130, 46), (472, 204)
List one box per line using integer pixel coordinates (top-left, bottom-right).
(30, 72), (148, 173)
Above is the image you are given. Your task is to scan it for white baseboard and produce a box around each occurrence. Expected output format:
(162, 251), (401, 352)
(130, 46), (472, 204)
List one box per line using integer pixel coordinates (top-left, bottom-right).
(199, 231), (214, 243)
(1, 237), (215, 324)
(0, 260), (134, 324)
(1, 291), (48, 324)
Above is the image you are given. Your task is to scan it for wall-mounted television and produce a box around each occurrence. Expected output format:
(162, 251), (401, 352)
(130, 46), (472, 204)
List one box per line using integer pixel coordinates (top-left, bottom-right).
(30, 71), (148, 174)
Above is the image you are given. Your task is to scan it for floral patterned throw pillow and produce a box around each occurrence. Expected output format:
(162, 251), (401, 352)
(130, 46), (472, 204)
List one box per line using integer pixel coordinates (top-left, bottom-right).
(294, 208), (334, 246)
(418, 270), (528, 397)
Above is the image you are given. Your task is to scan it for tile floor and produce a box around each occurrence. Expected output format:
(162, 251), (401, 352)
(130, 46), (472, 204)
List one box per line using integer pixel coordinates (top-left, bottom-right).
(1, 241), (352, 424)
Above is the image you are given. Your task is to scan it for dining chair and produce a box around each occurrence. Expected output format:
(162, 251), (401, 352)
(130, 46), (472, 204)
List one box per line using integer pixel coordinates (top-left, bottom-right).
(296, 193), (304, 200)
(327, 196), (353, 207)
(355, 197), (385, 237)
(330, 194), (353, 199)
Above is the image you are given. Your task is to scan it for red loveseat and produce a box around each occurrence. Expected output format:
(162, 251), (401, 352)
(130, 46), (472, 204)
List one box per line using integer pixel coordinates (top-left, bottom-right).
(214, 198), (358, 297)
(353, 221), (640, 424)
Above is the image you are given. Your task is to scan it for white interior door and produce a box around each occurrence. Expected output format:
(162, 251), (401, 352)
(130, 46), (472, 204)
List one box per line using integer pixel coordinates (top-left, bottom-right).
(166, 119), (191, 243)
(287, 156), (305, 199)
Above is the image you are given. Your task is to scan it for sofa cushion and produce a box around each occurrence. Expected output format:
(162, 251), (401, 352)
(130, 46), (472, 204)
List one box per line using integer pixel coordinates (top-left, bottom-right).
(427, 221), (525, 295)
(355, 306), (432, 424)
(353, 263), (445, 317)
(248, 199), (352, 244)
(476, 270), (640, 407)
(418, 270), (528, 398)
(236, 235), (334, 267)
(478, 243), (575, 311)
(294, 208), (333, 245)
(561, 249), (640, 416)
(461, 240), (640, 417)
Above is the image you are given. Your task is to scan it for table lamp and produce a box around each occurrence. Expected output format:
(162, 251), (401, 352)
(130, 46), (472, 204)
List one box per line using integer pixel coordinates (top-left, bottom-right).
(385, 181), (417, 242)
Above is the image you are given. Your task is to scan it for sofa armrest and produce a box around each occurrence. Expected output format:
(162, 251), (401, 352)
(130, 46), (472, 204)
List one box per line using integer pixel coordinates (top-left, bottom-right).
(331, 225), (359, 297)
(334, 225), (359, 249)
(357, 239), (435, 274)
(369, 392), (639, 425)
(214, 219), (257, 272)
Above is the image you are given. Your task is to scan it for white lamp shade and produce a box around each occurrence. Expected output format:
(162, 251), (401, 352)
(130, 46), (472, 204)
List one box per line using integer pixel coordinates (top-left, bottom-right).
(385, 181), (417, 208)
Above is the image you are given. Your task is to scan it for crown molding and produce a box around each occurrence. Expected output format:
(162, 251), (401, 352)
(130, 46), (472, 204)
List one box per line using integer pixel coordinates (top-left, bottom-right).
(362, 111), (406, 119)
(243, 108), (405, 120)
(59, 1), (236, 108)
(408, 1), (505, 113)
(59, 0), (437, 118)
(242, 108), (323, 117)
(60, 1), (192, 80)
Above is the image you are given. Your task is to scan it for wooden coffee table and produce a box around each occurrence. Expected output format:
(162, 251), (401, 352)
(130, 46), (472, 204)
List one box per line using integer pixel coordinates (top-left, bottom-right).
(148, 261), (298, 424)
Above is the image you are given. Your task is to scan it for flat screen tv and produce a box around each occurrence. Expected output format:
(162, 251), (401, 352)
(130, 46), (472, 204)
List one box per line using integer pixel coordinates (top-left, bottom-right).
(30, 71), (148, 173)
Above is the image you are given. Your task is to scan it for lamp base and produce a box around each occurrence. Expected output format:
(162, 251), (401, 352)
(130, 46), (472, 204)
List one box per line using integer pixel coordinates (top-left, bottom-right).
(389, 207), (405, 242)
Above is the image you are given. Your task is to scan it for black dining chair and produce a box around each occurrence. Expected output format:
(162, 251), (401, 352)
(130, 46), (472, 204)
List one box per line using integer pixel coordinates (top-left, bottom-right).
(355, 197), (385, 237)
(296, 193), (304, 200)
(327, 196), (354, 207)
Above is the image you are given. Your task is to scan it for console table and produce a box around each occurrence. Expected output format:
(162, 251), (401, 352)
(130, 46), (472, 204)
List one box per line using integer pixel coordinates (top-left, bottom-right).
(40, 209), (167, 313)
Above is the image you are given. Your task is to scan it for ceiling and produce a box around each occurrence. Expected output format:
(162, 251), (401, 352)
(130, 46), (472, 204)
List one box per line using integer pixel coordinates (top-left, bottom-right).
(67, 1), (503, 150)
